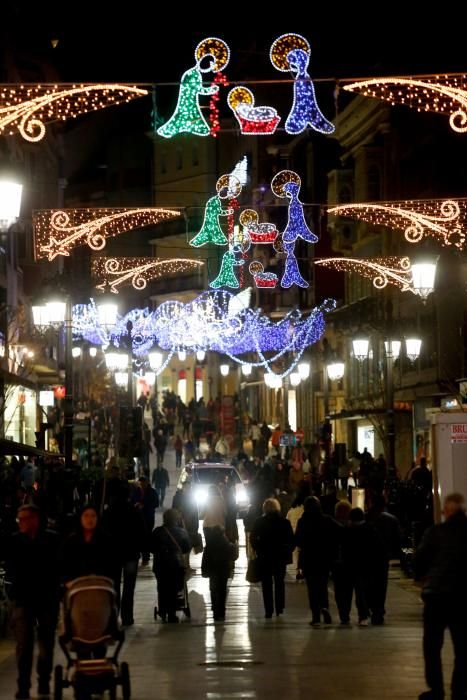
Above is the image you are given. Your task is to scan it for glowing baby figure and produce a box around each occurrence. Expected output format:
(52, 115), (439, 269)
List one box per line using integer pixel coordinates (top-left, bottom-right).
(157, 37), (230, 138)
(270, 33), (335, 135)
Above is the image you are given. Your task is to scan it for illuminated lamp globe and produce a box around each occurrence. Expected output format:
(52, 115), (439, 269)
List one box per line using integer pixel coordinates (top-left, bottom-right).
(196, 350), (206, 362)
(105, 341), (128, 372)
(297, 361), (310, 380)
(46, 299), (66, 327)
(411, 259), (437, 300)
(114, 372), (128, 388)
(32, 304), (49, 329)
(178, 350), (187, 362)
(220, 364), (230, 377)
(148, 350), (163, 370)
(241, 363), (252, 377)
(384, 340), (401, 360)
(352, 336), (369, 362)
(327, 361), (345, 381)
(290, 372), (301, 387)
(96, 298), (118, 329)
(71, 347), (82, 358)
(406, 337), (422, 363)
(0, 180), (22, 231)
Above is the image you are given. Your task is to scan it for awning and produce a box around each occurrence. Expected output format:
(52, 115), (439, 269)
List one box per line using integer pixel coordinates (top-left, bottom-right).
(0, 438), (63, 459)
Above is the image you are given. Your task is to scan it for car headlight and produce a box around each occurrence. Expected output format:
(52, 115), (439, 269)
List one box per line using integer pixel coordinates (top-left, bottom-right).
(235, 485), (249, 505)
(194, 486), (208, 505)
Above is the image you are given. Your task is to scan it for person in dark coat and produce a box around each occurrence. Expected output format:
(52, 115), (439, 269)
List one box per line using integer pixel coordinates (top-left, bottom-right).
(61, 505), (118, 584)
(5, 505), (60, 700)
(366, 493), (401, 624)
(103, 484), (146, 626)
(201, 525), (238, 621)
(415, 493), (467, 700)
(152, 465), (170, 508)
(151, 508), (191, 623)
(250, 498), (294, 618)
(133, 476), (159, 563)
(338, 507), (382, 626)
(172, 483), (200, 550)
(295, 497), (340, 626)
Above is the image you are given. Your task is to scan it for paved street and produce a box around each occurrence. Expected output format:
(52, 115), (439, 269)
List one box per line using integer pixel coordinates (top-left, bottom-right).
(0, 445), (454, 699)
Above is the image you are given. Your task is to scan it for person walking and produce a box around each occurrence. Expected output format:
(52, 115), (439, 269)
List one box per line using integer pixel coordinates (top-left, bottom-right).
(203, 485), (226, 546)
(295, 497), (340, 626)
(134, 476), (159, 563)
(61, 505), (118, 584)
(103, 484), (146, 626)
(250, 498), (294, 618)
(151, 509), (191, 623)
(415, 493), (467, 700)
(174, 434), (184, 469)
(201, 525), (238, 621)
(154, 429), (168, 467)
(5, 505), (60, 700)
(152, 465), (170, 508)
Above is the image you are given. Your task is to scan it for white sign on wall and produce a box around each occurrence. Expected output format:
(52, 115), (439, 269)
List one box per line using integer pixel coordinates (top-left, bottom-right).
(451, 424), (467, 443)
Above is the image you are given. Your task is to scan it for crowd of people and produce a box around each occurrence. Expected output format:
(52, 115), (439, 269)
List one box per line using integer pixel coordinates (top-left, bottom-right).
(0, 393), (464, 700)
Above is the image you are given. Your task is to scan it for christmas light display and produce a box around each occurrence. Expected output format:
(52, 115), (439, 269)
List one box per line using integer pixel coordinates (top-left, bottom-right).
(343, 75), (467, 133)
(230, 156), (249, 188)
(315, 256), (422, 294)
(270, 34), (335, 135)
(157, 37), (230, 138)
(34, 207), (180, 261)
(72, 292), (336, 379)
(209, 72), (229, 136)
(0, 84), (147, 142)
(210, 245), (244, 289)
(92, 257), (204, 294)
(271, 170), (317, 288)
(328, 199), (466, 248)
(239, 209), (278, 244)
(228, 86), (281, 135)
(249, 261), (278, 288)
(190, 175), (242, 247)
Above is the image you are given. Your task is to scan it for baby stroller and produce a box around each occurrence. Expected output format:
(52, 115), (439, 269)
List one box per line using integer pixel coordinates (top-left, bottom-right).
(54, 576), (131, 700)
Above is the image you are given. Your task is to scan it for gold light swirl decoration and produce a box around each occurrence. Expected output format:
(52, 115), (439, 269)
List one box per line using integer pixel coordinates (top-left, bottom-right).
(195, 38), (230, 73)
(315, 256), (419, 294)
(328, 199), (466, 248)
(216, 174), (242, 199)
(92, 257), (204, 294)
(343, 75), (467, 133)
(270, 33), (311, 72)
(33, 207), (180, 261)
(0, 84), (148, 142)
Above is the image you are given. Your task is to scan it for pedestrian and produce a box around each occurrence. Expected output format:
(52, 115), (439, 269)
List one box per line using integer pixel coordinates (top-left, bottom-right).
(338, 507), (382, 626)
(250, 498), (294, 618)
(203, 485), (226, 545)
(134, 476), (159, 563)
(5, 505), (60, 700)
(20, 459), (36, 492)
(415, 493), (467, 700)
(61, 505), (118, 584)
(151, 508), (191, 623)
(201, 525), (238, 621)
(154, 429), (168, 466)
(174, 434), (183, 468)
(215, 434), (229, 458)
(152, 464), (170, 508)
(366, 493), (401, 624)
(249, 421), (261, 456)
(103, 484), (146, 626)
(295, 497), (340, 626)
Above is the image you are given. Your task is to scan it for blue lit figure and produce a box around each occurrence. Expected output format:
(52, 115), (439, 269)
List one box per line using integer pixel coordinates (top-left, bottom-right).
(285, 48), (335, 135)
(210, 245), (245, 289)
(282, 181), (318, 245)
(281, 241), (308, 289)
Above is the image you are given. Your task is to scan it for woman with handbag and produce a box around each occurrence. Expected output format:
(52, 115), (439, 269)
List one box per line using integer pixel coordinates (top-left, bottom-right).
(250, 498), (295, 618)
(150, 509), (191, 623)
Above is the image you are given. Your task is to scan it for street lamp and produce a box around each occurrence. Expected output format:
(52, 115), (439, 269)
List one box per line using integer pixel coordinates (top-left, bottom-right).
(411, 258), (437, 300)
(241, 363), (252, 377)
(327, 361), (345, 382)
(406, 337), (422, 363)
(0, 180), (23, 231)
(220, 363), (230, 377)
(196, 349), (206, 362)
(297, 361), (310, 380)
(96, 298), (118, 330)
(148, 349), (163, 371)
(352, 335), (370, 362)
(178, 350), (187, 362)
(104, 340), (128, 372)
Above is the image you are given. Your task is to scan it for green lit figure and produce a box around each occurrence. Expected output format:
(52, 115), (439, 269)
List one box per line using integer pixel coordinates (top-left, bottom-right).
(210, 245), (245, 289)
(157, 65), (218, 138)
(190, 173), (242, 248)
(157, 37), (230, 138)
(190, 195), (231, 247)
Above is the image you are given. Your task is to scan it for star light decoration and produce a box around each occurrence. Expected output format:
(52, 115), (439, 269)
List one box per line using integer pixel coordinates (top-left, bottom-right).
(33, 207), (180, 261)
(0, 84), (147, 142)
(343, 75), (467, 133)
(270, 33), (335, 135)
(328, 199), (466, 248)
(72, 291), (336, 379)
(91, 257), (204, 294)
(315, 256), (424, 295)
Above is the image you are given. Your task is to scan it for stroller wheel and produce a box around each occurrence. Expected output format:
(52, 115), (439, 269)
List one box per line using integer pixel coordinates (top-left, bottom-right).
(121, 661), (131, 700)
(109, 683), (117, 700)
(54, 665), (63, 700)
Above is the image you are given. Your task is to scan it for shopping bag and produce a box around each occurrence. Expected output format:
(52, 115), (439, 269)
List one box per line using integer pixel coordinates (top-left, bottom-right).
(246, 557), (261, 583)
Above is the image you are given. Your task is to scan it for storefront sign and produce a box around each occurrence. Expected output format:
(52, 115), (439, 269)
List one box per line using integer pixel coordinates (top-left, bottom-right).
(450, 424), (467, 443)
